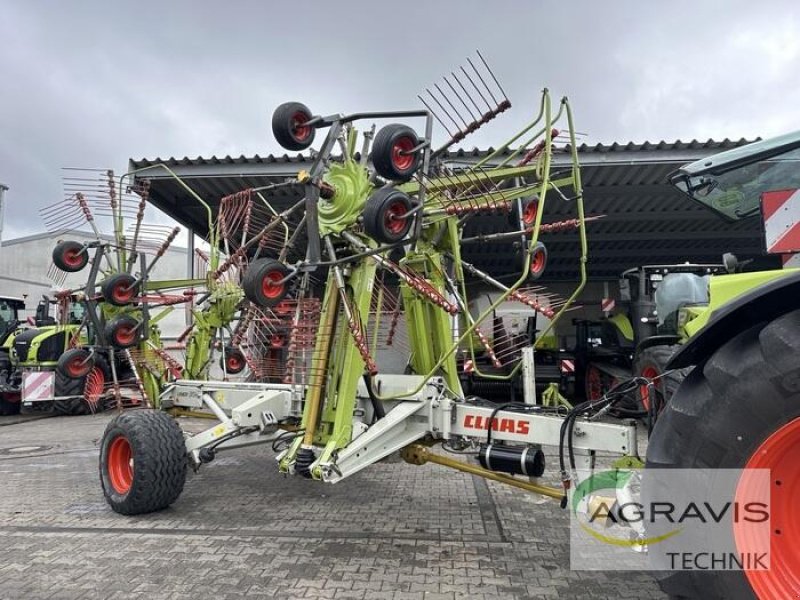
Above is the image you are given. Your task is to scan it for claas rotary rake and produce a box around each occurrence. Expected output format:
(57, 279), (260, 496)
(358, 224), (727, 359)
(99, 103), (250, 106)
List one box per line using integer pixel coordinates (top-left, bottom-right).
(97, 54), (639, 517)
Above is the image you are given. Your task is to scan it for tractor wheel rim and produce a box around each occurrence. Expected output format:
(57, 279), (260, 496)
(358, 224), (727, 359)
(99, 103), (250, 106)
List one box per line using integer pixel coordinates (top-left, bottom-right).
(291, 111), (311, 141)
(84, 366), (105, 406)
(63, 249), (83, 267)
(530, 248), (546, 275)
(261, 270), (285, 299)
(107, 435), (133, 495)
(586, 366), (603, 401)
(639, 365), (660, 411)
(391, 137), (415, 171)
(522, 200), (538, 225)
(735, 418), (800, 598)
(115, 325), (136, 346)
(384, 200), (408, 234)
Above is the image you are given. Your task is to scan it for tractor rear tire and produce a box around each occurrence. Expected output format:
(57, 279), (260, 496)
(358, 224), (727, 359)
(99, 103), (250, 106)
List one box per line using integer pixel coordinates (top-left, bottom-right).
(646, 309), (800, 599)
(633, 344), (686, 413)
(54, 354), (110, 416)
(99, 409), (187, 515)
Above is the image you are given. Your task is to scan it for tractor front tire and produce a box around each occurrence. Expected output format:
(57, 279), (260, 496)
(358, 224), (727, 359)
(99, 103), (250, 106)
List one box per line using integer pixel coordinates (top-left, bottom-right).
(100, 409), (187, 515)
(646, 309), (800, 599)
(633, 344), (686, 413)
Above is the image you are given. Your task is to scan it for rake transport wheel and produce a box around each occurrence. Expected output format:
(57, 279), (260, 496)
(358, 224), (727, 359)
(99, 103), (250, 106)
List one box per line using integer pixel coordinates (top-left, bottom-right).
(510, 196), (539, 227)
(54, 350), (110, 416)
(528, 242), (548, 281)
(272, 102), (315, 151)
(99, 409), (187, 515)
(101, 273), (139, 306)
(52, 240), (89, 272)
(633, 344), (685, 413)
(646, 309), (800, 599)
(243, 258), (290, 308)
(363, 188), (413, 244)
(371, 124), (421, 182)
(220, 346), (246, 375)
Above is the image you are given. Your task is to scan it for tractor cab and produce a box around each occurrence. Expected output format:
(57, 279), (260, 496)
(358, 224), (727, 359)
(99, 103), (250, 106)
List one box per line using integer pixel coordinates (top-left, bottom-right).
(0, 297), (25, 345)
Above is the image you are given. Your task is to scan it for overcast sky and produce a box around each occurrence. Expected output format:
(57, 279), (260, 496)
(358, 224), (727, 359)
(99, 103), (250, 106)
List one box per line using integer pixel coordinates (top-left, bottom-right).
(2, 0), (799, 240)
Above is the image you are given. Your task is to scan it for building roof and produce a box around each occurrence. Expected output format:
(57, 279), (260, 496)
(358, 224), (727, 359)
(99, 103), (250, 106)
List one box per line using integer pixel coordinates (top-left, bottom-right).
(130, 138), (775, 280)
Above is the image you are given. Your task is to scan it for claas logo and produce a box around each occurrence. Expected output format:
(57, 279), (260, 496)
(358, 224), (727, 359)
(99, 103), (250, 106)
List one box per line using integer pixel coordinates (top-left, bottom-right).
(463, 414), (530, 435)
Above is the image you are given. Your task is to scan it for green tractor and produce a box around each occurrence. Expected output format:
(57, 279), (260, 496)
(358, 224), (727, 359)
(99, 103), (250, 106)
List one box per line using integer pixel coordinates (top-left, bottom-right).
(0, 296), (27, 415)
(646, 130), (800, 598)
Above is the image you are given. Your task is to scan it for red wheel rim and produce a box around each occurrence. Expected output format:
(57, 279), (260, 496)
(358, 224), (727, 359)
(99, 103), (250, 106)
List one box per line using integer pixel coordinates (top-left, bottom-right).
(114, 324), (137, 346)
(530, 248), (546, 275)
(586, 366), (603, 401)
(735, 418), (800, 598)
(226, 354), (244, 371)
(291, 111), (311, 142)
(639, 365), (659, 411)
(522, 200), (538, 225)
(112, 280), (135, 304)
(391, 136), (416, 171)
(384, 200), (408, 235)
(84, 366), (105, 406)
(271, 335), (285, 348)
(63, 248), (84, 268)
(107, 435), (133, 495)
(65, 355), (91, 378)
(261, 270), (285, 299)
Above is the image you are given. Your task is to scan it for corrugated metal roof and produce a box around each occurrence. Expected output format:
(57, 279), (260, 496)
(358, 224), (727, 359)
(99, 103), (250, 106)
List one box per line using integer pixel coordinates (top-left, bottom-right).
(131, 137), (774, 280)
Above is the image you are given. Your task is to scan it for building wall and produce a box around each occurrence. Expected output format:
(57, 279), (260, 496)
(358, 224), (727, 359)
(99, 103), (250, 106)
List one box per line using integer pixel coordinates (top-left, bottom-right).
(0, 231), (190, 339)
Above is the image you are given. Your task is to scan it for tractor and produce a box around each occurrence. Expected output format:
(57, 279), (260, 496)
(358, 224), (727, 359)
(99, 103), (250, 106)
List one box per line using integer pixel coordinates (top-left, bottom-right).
(0, 295), (26, 415)
(645, 129), (800, 598)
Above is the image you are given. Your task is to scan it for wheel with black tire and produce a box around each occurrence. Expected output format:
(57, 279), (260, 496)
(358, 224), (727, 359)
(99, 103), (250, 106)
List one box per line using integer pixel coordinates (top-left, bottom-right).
(52, 241), (89, 272)
(371, 124), (421, 181)
(272, 102), (315, 151)
(528, 242), (547, 281)
(99, 409), (187, 515)
(363, 188), (413, 244)
(0, 352), (20, 416)
(633, 344), (686, 413)
(101, 273), (139, 306)
(53, 350), (109, 415)
(105, 315), (140, 349)
(646, 309), (800, 599)
(243, 258), (290, 308)
(220, 346), (246, 375)
(510, 196), (539, 228)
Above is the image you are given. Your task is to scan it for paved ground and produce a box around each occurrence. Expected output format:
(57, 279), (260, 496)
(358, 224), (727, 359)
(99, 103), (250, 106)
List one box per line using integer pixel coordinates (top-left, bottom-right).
(0, 412), (665, 600)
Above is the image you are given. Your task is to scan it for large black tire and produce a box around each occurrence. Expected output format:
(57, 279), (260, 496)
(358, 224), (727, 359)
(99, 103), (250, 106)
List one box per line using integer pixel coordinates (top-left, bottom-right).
(0, 353), (19, 416)
(52, 240), (89, 272)
(99, 410), (187, 515)
(362, 188), (413, 244)
(243, 258), (290, 308)
(54, 353), (110, 416)
(272, 102), (315, 151)
(646, 309), (800, 599)
(371, 124), (421, 182)
(633, 344), (686, 413)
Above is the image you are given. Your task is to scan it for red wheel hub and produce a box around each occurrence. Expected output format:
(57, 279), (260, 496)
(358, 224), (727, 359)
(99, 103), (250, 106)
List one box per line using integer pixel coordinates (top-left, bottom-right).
(66, 355), (91, 378)
(530, 249), (546, 275)
(291, 111), (311, 141)
(391, 136), (416, 171)
(522, 200), (538, 225)
(735, 418), (800, 598)
(112, 281), (135, 304)
(107, 435), (133, 495)
(586, 366), (603, 401)
(83, 366), (105, 407)
(261, 270), (285, 299)
(639, 365), (659, 411)
(63, 249), (84, 267)
(226, 354), (243, 371)
(114, 324), (137, 346)
(384, 201), (408, 234)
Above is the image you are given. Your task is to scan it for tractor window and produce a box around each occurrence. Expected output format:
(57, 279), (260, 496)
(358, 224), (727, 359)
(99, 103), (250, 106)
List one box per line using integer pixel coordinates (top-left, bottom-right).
(0, 301), (18, 324)
(674, 146), (800, 221)
(68, 302), (85, 324)
(655, 273), (709, 328)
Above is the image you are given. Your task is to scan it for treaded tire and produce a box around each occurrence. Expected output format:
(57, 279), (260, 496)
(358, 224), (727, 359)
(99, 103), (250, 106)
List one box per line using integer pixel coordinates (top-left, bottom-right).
(633, 344), (687, 413)
(646, 309), (800, 599)
(52, 240), (89, 272)
(527, 241), (547, 281)
(0, 353), (20, 416)
(363, 187), (413, 244)
(272, 102), (315, 151)
(220, 346), (246, 375)
(101, 273), (139, 306)
(54, 354), (110, 416)
(105, 315), (140, 349)
(99, 409), (187, 515)
(371, 123), (421, 181)
(243, 258), (290, 308)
